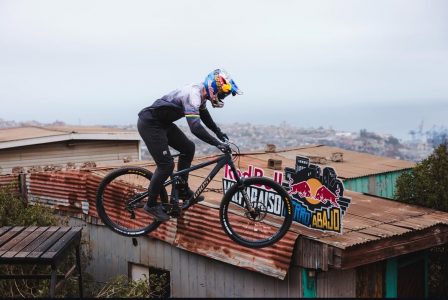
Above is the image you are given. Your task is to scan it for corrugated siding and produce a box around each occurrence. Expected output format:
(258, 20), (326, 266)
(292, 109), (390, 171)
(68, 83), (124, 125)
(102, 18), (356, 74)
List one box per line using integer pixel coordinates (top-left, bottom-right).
(0, 174), (20, 195)
(0, 174), (18, 188)
(0, 140), (139, 174)
(317, 268), (356, 297)
(373, 171), (404, 199)
(344, 177), (370, 194)
(27, 171), (88, 217)
(70, 219), (303, 298)
(344, 170), (409, 199)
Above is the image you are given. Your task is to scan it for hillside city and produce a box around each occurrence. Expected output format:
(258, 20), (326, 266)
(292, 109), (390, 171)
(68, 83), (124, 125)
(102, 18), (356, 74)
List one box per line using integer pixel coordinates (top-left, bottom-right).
(2, 118), (446, 163)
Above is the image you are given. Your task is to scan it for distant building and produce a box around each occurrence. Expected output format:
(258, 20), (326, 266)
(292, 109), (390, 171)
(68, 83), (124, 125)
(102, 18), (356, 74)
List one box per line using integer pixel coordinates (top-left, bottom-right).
(252, 144), (416, 199)
(0, 126), (141, 175)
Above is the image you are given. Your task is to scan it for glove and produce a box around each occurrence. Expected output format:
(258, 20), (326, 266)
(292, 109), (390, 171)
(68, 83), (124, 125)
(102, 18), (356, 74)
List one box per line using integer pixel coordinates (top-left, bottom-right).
(216, 143), (231, 153)
(216, 130), (229, 142)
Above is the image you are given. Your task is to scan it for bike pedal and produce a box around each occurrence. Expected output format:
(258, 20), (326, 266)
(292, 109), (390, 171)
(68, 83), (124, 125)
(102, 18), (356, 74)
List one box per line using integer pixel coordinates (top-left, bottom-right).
(164, 204), (181, 218)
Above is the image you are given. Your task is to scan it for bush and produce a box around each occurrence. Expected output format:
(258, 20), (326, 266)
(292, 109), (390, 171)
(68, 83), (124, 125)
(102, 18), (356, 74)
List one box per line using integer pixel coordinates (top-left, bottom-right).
(0, 183), (59, 227)
(395, 143), (448, 211)
(94, 273), (169, 298)
(395, 143), (448, 297)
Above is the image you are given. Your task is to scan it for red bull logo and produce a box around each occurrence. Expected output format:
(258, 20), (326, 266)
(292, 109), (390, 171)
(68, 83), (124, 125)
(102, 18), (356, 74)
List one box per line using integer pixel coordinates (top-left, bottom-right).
(283, 156), (351, 233)
(288, 181), (312, 198)
(220, 156), (351, 234)
(315, 185), (339, 207)
(288, 179), (340, 208)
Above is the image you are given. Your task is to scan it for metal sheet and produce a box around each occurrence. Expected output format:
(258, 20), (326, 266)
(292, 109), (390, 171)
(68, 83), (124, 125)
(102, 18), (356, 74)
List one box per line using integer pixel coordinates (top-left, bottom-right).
(12, 149), (448, 278)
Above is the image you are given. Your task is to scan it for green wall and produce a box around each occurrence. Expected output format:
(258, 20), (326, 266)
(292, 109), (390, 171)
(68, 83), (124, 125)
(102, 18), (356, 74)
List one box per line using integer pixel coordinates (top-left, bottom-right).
(344, 169), (412, 199)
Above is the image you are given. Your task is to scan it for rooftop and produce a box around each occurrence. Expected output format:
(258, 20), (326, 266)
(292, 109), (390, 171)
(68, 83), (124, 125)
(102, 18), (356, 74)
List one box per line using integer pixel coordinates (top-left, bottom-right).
(11, 149), (446, 279)
(0, 126), (140, 149)
(244, 145), (415, 179)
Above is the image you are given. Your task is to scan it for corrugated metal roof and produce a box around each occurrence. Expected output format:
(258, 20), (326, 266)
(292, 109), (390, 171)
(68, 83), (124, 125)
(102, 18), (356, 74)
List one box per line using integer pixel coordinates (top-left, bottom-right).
(0, 126), (140, 149)
(9, 149), (447, 277)
(67, 152), (443, 252)
(241, 145), (415, 179)
(22, 167), (296, 279)
(291, 190), (448, 249)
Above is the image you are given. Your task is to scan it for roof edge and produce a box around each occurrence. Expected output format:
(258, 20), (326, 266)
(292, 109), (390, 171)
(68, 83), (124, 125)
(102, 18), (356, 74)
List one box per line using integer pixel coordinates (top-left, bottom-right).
(0, 132), (141, 149)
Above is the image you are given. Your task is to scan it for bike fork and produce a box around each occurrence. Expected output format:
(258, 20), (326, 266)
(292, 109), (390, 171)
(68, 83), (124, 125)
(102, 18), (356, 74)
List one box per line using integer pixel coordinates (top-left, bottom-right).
(229, 161), (256, 213)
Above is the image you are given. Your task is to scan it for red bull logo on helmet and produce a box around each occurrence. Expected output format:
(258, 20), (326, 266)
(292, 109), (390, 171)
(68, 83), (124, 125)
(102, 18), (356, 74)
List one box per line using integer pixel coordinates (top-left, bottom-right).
(283, 156), (351, 233)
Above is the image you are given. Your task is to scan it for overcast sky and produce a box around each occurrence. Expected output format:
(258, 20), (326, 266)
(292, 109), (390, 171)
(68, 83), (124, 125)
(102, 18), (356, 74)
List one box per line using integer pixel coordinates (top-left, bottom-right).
(1, 0), (447, 139)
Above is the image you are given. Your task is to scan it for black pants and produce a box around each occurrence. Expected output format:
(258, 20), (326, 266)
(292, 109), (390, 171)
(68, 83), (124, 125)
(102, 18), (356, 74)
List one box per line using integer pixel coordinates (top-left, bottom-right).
(137, 117), (195, 206)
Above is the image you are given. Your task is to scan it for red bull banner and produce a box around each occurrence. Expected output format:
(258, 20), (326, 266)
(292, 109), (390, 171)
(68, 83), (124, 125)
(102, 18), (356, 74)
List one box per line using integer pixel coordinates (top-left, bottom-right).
(222, 156), (351, 233)
(283, 156), (351, 233)
(223, 165), (285, 217)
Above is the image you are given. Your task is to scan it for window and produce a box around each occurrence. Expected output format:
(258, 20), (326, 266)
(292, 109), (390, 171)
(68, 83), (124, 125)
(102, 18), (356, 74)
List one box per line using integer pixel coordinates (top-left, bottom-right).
(128, 262), (170, 298)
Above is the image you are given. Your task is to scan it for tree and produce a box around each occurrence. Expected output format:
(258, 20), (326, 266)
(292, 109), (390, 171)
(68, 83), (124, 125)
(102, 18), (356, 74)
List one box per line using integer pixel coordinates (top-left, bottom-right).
(395, 143), (448, 297)
(395, 143), (448, 211)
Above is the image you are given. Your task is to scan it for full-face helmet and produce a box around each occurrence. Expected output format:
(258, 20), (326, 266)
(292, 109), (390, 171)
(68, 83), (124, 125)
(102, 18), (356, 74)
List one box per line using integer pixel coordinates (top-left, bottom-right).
(203, 69), (242, 108)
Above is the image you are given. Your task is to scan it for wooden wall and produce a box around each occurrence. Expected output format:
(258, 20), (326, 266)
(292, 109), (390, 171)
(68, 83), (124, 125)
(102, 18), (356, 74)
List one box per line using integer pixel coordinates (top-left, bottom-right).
(69, 218), (302, 298)
(317, 268), (357, 297)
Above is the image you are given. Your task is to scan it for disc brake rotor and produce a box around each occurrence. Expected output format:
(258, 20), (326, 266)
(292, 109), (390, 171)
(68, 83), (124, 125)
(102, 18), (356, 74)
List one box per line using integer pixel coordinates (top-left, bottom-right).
(244, 202), (267, 221)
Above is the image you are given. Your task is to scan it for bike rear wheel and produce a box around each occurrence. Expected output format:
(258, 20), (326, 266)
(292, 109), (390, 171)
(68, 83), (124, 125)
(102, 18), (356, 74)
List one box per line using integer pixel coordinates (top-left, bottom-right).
(96, 167), (168, 237)
(219, 177), (293, 248)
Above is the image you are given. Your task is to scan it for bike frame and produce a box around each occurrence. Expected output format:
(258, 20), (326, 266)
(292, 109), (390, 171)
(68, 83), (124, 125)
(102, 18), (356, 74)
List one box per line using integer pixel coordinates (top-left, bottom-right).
(165, 152), (244, 209)
(129, 151), (253, 212)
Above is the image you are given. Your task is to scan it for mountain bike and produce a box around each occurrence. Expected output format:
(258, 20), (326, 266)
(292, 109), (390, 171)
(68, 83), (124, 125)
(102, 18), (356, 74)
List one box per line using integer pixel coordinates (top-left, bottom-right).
(95, 142), (293, 248)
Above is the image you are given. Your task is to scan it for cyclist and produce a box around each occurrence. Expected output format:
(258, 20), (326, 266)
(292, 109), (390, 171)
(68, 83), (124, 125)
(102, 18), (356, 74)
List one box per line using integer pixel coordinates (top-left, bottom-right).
(137, 69), (242, 221)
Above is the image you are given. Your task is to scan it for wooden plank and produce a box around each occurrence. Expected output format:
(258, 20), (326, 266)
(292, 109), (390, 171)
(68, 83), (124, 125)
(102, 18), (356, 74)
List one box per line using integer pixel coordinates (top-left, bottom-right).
(0, 227), (24, 248)
(180, 250), (190, 296)
(341, 225), (448, 269)
(40, 227), (82, 260)
(27, 227), (71, 258)
(14, 227), (57, 258)
(0, 226), (28, 256)
(170, 245), (181, 297)
(188, 253), (199, 297)
(288, 265), (302, 297)
(0, 227), (12, 239)
(214, 258), (225, 297)
(197, 256), (207, 298)
(204, 256), (216, 298)
(275, 274), (288, 298)
(242, 264), (255, 297)
(2, 226), (39, 258)
(317, 268), (356, 297)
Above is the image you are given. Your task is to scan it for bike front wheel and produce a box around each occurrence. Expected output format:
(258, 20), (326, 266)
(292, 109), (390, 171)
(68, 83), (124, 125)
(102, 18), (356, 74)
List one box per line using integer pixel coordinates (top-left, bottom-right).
(96, 167), (168, 237)
(219, 177), (294, 248)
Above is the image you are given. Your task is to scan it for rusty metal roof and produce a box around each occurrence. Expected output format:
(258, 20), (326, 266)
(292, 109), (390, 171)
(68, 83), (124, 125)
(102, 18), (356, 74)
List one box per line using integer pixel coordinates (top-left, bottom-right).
(4, 149), (446, 278)
(240, 145), (415, 179)
(287, 190), (448, 248)
(0, 174), (19, 194)
(0, 126), (140, 149)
